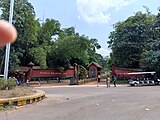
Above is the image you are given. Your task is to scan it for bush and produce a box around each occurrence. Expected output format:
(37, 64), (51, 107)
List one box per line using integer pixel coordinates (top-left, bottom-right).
(5, 78), (17, 90)
(0, 78), (5, 90)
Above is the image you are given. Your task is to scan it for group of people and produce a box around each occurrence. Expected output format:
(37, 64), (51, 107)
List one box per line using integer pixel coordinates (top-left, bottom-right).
(12, 76), (30, 86)
(12, 77), (22, 86)
(106, 75), (117, 88)
(97, 74), (117, 87)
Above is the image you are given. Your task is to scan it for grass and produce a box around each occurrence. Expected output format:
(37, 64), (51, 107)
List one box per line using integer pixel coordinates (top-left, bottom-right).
(0, 105), (16, 111)
(0, 86), (36, 99)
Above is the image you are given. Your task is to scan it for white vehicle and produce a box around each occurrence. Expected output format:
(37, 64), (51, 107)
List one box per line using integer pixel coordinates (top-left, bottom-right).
(154, 78), (160, 85)
(127, 71), (158, 86)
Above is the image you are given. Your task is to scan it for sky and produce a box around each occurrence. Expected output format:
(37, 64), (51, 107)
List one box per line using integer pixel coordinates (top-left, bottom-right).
(28, 0), (160, 57)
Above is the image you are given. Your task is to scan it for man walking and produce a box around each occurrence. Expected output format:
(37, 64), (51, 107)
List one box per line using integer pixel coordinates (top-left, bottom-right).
(113, 76), (117, 87)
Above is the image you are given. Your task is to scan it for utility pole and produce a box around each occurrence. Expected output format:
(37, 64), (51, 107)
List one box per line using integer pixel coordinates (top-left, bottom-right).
(4, 0), (15, 80)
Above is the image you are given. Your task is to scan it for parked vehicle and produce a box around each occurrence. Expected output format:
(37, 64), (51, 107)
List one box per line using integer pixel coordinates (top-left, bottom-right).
(129, 78), (155, 86)
(127, 71), (159, 86)
(154, 79), (160, 85)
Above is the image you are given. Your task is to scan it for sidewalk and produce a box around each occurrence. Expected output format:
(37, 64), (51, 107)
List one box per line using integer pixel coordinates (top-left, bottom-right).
(34, 80), (129, 88)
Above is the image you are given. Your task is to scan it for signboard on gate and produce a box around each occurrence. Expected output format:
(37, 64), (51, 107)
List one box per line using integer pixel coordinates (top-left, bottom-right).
(27, 68), (75, 78)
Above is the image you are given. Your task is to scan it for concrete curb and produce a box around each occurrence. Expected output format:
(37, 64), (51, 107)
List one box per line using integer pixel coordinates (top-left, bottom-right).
(0, 90), (45, 108)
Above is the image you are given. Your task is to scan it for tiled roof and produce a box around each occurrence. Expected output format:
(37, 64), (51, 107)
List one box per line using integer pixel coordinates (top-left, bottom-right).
(88, 62), (102, 68)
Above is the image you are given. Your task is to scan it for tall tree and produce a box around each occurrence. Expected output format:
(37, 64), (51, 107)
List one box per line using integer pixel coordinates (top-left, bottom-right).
(48, 35), (90, 69)
(0, 0), (39, 71)
(37, 18), (61, 45)
(0, 1), (102, 71)
(47, 26), (101, 69)
(108, 11), (156, 68)
(28, 19), (61, 68)
(141, 11), (160, 73)
(87, 38), (101, 64)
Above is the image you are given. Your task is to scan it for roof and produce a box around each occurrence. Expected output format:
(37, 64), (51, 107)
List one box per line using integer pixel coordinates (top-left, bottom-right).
(33, 66), (41, 69)
(88, 62), (102, 68)
(18, 66), (30, 72)
(28, 61), (35, 66)
(126, 71), (156, 75)
(114, 67), (143, 71)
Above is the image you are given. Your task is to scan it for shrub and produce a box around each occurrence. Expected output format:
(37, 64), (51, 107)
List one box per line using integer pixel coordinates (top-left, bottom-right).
(5, 78), (17, 90)
(0, 78), (5, 90)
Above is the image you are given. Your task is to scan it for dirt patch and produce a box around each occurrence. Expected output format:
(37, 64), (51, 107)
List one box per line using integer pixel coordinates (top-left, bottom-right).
(0, 87), (36, 99)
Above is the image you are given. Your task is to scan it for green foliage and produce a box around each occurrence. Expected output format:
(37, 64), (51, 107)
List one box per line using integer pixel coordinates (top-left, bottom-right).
(59, 27), (77, 38)
(139, 11), (160, 74)
(0, 78), (5, 90)
(5, 78), (17, 90)
(0, 0), (39, 70)
(47, 26), (102, 69)
(29, 47), (47, 69)
(103, 56), (111, 69)
(108, 11), (156, 68)
(78, 65), (88, 79)
(108, 9), (160, 77)
(37, 19), (60, 45)
(9, 52), (20, 72)
(0, 78), (16, 90)
(141, 50), (160, 71)
(0, 0), (102, 72)
(48, 35), (89, 68)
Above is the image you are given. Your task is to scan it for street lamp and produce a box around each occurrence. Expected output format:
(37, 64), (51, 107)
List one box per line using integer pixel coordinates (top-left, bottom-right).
(4, 0), (15, 80)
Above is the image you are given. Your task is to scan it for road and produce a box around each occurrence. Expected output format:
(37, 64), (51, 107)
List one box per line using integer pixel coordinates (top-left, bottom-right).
(1, 85), (160, 120)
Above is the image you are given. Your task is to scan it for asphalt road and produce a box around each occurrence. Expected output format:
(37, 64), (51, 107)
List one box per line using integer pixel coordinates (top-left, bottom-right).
(1, 85), (160, 120)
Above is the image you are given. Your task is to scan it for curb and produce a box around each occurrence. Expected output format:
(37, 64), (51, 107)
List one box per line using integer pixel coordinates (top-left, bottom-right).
(0, 90), (45, 108)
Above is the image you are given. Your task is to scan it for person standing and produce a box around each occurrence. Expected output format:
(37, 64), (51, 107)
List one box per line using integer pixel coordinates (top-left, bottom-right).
(98, 74), (101, 83)
(106, 75), (110, 88)
(57, 76), (61, 83)
(97, 74), (101, 87)
(113, 76), (117, 87)
(26, 78), (30, 87)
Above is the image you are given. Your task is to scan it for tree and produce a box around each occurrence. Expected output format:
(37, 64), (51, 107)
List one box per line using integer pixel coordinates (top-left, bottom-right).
(108, 11), (156, 68)
(47, 26), (102, 69)
(29, 47), (47, 69)
(141, 11), (160, 73)
(28, 19), (61, 68)
(0, 1), (102, 71)
(104, 56), (112, 69)
(141, 50), (160, 70)
(59, 27), (77, 38)
(0, 0), (39, 71)
(37, 18), (61, 45)
(87, 38), (101, 63)
(48, 35), (90, 69)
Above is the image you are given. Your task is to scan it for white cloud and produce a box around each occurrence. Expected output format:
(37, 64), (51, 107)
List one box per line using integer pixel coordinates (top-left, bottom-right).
(96, 47), (111, 57)
(77, 0), (134, 24)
